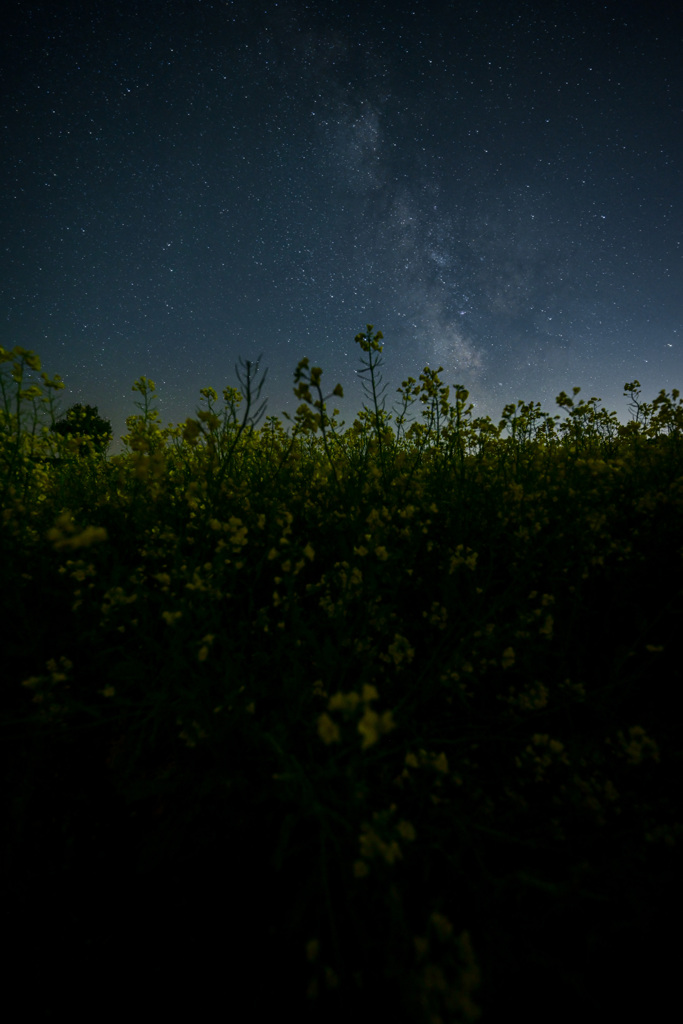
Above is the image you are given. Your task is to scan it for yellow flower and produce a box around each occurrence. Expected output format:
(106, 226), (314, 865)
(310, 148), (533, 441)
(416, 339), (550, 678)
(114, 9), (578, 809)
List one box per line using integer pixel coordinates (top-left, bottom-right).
(72, 526), (107, 548)
(317, 712), (341, 745)
(539, 614), (553, 638)
(501, 646), (515, 669)
(183, 418), (201, 443)
(384, 634), (414, 668)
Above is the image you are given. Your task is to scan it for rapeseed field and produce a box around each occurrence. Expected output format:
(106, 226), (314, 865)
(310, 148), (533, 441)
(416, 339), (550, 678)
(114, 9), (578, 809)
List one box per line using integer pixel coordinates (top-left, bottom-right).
(2, 328), (681, 1021)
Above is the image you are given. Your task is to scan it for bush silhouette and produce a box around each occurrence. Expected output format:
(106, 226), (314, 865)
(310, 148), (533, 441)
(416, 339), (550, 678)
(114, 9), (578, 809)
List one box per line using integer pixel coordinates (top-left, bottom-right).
(50, 403), (112, 456)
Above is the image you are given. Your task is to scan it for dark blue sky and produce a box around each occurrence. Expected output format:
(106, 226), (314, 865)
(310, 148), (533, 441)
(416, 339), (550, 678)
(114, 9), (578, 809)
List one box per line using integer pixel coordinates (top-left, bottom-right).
(3, 0), (682, 449)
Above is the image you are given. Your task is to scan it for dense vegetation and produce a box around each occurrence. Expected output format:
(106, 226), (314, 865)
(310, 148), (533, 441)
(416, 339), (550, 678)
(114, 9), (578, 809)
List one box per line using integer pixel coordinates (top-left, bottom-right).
(2, 329), (682, 1020)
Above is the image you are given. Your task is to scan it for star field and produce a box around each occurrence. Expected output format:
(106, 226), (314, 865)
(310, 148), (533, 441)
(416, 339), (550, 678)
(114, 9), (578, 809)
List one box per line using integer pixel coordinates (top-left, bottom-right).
(2, 0), (682, 449)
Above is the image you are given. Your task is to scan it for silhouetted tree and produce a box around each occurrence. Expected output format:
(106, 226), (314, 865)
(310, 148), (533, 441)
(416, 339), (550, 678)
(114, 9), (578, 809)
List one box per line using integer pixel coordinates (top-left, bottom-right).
(50, 403), (113, 456)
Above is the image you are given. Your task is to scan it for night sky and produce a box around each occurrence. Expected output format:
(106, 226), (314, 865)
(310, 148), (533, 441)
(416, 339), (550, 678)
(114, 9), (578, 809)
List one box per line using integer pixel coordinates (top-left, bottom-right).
(3, 0), (682, 452)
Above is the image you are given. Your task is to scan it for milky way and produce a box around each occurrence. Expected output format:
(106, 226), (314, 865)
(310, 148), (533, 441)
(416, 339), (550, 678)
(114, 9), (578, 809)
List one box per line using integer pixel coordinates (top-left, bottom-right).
(2, 0), (681, 448)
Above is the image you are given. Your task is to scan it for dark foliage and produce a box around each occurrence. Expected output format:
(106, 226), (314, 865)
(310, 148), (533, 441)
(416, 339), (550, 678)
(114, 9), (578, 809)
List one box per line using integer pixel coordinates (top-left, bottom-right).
(50, 403), (113, 455)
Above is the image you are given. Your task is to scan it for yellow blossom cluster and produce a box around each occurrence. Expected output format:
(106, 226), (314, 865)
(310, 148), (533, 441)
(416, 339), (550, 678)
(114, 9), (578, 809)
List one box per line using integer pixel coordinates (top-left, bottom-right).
(46, 512), (107, 550)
